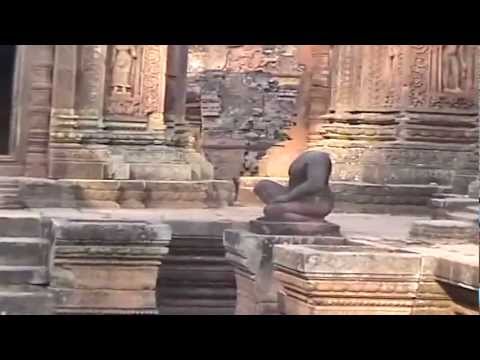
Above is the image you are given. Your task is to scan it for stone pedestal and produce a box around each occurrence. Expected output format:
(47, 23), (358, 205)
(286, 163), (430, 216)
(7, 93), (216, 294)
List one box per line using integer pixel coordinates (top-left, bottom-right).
(274, 244), (457, 315)
(50, 219), (171, 314)
(250, 219), (341, 237)
(223, 230), (346, 315)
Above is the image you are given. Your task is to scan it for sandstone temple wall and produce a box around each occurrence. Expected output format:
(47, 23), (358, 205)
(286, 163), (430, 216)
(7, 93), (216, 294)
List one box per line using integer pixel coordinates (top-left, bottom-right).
(0, 46), (216, 183)
(186, 45), (318, 179)
(310, 45), (479, 194)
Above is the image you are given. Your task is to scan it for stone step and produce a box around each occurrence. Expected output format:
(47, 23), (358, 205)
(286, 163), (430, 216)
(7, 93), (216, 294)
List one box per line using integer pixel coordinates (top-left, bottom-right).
(0, 238), (50, 266)
(0, 285), (54, 315)
(0, 203), (25, 210)
(0, 197), (22, 207)
(0, 266), (49, 285)
(445, 211), (478, 224)
(157, 305), (234, 315)
(0, 190), (19, 194)
(0, 193), (19, 199)
(465, 206), (479, 214)
(430, 198), (478, 211)
(157, 285), (236, 300)
(0, 182), (18, 187)
(0, 216), (44, 237)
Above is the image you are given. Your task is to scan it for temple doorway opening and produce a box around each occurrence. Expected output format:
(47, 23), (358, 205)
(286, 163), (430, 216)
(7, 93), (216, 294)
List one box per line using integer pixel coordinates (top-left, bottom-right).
(0, 45), (16, 155)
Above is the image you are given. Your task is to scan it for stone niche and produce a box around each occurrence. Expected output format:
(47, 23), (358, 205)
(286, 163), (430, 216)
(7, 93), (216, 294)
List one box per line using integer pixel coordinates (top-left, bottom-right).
(310, 45), (479, 194)
(48, 45), (213, 181)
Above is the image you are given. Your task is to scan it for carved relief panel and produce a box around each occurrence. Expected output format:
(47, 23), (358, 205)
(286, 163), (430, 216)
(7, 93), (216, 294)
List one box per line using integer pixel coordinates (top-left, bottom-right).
(106, 45), (143, 116)
(331, 45), (477, 114)
(104, 45), (167, 120)
(427, 45), (477, 112)
(356, 45), (406, 111)
(407, 45), (477, 113)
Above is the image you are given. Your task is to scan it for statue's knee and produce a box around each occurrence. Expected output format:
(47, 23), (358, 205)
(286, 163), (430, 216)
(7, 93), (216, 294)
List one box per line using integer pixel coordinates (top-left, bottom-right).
(264, 204), (285, 218)
(254, 180), (273, 193)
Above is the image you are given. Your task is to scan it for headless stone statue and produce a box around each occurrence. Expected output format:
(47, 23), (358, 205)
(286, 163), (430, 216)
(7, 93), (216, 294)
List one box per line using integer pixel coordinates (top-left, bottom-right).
(254, 151), (335, 222)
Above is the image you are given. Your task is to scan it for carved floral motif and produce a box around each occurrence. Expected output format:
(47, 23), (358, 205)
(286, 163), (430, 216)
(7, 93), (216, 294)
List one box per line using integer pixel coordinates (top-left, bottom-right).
(409, 45), (430, 108)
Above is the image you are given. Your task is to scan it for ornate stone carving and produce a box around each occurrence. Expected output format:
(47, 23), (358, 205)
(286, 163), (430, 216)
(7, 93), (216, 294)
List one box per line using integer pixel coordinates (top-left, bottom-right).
(142, 45), (166, 115)
(428, 45), (477, 111)
(105, 45), (167, 124)
(441, 45), (467, 94)
(111, 45), (137, 95)
(335, 45), (356, 110)
(408, 45), (430, 108)
(106, 45), (142, 116)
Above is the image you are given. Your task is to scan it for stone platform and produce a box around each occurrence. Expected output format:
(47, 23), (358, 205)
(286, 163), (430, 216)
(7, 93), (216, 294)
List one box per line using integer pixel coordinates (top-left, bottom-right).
(0, 207), (477, 315)
(14, 178), (235, 209)
(239, 177), (451, 215)
(274, 243), (479, 315)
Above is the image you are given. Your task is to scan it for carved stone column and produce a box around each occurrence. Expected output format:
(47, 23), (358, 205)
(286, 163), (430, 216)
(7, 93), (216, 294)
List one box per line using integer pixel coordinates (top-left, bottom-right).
(165, 45), (191, 143)
(310, 45), (478, 193)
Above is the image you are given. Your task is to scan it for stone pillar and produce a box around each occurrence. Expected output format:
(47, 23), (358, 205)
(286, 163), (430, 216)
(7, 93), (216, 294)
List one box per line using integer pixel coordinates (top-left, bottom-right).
(310, 45), (478, 194)
(165, 45), (190, 140)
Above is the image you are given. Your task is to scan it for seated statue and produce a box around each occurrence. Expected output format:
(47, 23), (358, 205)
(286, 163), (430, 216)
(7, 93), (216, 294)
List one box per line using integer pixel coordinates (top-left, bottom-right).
(254, 151), (334, 222)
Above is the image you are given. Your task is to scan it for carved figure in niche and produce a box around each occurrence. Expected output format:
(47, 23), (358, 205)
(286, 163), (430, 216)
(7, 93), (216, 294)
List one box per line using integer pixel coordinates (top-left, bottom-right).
(386, 45), (400, 88)
(254, 151), (334, 222)
(111, 45), (137, 95)
(442, 45), (467, 93)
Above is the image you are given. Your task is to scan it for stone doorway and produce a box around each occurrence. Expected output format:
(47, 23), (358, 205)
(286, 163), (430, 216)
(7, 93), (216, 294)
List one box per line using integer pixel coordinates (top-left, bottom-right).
(0, 45), (16, 156)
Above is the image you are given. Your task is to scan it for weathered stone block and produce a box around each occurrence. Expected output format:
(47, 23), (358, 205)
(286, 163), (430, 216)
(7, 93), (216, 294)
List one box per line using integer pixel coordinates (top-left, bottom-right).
(273, 244), (423, 315)
(50, 162), (106, 179)
(18, 180), (78, 208)
(52, 220), (171, 244)
(0, 238), (50, 267)
(409, 220), (477, 244)
(0, 285), (54, 315)
(224, 230), (346, 315)
(0, 216), (44, 238)
(51, 265), (159, 290)
(54, 288), (157, 314)
(130, 164), (192, 181)
(0, 266), (50, 286)
(51, 219), (172, 314)
(468, 179), (479, 199)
